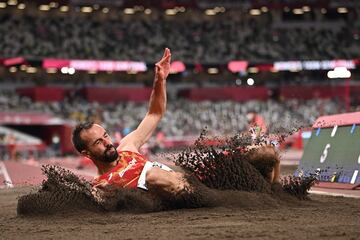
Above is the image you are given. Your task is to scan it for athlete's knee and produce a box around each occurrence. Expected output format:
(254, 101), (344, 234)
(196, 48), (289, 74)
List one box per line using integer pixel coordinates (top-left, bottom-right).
(146, 167), (174, 187)
(145, 167), (161, 186)
(248, 145), (279, 163)
(146, 167), (187, 193)
(246, 145), (280, 183)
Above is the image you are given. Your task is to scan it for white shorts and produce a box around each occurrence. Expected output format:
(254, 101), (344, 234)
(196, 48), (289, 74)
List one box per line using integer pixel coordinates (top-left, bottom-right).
(137, 161), (173, 190)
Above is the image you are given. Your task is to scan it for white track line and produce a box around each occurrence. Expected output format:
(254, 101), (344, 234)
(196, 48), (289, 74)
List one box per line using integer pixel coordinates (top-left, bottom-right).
(309, 190), (360, 199)
(0, 161), (14, 188)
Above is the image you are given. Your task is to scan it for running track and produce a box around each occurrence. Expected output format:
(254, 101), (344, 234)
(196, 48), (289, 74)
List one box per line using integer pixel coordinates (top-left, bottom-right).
(0, 157), (97, 189)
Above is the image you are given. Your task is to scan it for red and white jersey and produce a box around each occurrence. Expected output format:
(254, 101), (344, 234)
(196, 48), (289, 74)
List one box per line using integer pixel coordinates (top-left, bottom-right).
(92, 150), (147, 189)
(92, 150), (172, 191)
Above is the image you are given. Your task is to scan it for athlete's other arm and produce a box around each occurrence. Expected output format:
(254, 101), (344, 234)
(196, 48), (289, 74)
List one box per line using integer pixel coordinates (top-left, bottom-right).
(118, 48), (171, 152)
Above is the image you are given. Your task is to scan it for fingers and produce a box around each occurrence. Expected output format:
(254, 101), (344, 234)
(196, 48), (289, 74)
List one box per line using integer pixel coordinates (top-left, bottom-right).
(163, 48), (170, 58)
(159, 48), (171, 63)
(156, 58), (170, 70)
(163, 53), (172, 63)
(158, 53), (171, 66)
(155, 48), (171, 77)
(166, 48), (171, 60)
(162, 48), (169, 59)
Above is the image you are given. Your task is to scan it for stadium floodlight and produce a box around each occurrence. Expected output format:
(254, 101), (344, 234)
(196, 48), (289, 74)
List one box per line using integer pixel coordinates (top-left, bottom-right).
(17, 3), (25, 9)
(9, 67), (17, 73)
(250, 9), (261, 16)
(39, 5), (50, 11)
(20, 65), (27, 71)
(52, 135), (60, 144)
(261, 7), (268, 13)
(81, 6), (93, 13)
(26, 67), (37, 74)
(46, 68), (57, 74)
(213, 7), (225, 13)
(165, 9), (177, 15)
(293, 8), (304, 15)
(290, 68), (301, 72)
(248, 67), (259, 73)
(179, 7), (186, 12)
(337, 7), (348, 14)
(124, 8), (135, 14)
(49, 2), (58, 8)
(7, 0), (17, 6)
(60, 6), (69, 12)
(247, 78), (255, 86)
(327, 67), (351, 79)
(208, 68), (219, 74)
(205, 9), (216, 16)
(144, 8), (152, 14)
(302, 6), (311, 12)
(61, 67), (69, 74)
(102, 7), (109, 13)
(68, 68), (75, 75)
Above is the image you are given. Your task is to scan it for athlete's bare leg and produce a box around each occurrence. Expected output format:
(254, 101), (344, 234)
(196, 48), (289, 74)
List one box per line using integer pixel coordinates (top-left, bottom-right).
(91, 167), (191, 205)
(145, 167), (191, 196)
(246, 145), (280, 183)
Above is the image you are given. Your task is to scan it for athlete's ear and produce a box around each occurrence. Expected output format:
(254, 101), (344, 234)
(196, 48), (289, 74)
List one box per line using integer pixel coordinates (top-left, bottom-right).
(81, 150), (91, 159)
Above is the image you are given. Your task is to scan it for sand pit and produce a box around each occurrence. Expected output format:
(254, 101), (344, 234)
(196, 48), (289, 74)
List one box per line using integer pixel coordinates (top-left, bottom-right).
(1, 186), (360, 239)
(2, 165), (359, 240)
(1, 136), (359, 239)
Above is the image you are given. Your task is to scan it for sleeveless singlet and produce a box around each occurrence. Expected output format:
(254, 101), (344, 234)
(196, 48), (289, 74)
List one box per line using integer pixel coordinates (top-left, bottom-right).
(92, 150), (172, 190)
(92, 150), (148, 189)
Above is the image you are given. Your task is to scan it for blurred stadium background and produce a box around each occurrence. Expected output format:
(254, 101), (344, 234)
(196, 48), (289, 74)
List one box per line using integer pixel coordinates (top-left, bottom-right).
(0, 0), (359, 187)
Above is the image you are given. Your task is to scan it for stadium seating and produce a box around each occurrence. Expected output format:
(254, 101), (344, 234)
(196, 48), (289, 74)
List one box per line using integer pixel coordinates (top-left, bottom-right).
(0, 89), (347, 137)
(0, 10), (359, 63)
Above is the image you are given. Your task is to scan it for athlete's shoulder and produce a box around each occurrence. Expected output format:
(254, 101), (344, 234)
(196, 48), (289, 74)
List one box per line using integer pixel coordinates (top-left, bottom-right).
(116, 144), (140, 154)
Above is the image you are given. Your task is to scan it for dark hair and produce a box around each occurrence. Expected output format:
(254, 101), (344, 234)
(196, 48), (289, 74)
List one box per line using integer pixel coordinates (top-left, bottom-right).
(72, 121), (94, 153)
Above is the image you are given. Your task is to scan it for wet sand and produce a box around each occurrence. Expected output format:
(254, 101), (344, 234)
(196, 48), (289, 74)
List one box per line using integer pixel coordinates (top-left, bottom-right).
(1, 186), (360, 240)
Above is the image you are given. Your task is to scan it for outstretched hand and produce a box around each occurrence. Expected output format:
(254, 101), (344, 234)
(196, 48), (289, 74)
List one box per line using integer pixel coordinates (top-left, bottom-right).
(155, 48), (171, 81)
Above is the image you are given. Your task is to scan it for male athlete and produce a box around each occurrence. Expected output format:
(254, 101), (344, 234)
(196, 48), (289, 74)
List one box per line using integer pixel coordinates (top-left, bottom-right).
(72, 48), (189, 197)
(72, 48), (280, 200)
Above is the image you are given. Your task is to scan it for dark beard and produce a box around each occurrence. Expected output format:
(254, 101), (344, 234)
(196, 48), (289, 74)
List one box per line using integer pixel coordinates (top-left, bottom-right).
(100, 145), (119, 163)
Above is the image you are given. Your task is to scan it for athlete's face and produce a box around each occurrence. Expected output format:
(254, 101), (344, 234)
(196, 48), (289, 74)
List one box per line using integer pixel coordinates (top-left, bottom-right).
(80, 124), (118, 163)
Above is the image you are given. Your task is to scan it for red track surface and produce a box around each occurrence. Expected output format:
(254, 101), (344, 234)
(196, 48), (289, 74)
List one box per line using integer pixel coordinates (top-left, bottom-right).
(0, 157), (97, 188)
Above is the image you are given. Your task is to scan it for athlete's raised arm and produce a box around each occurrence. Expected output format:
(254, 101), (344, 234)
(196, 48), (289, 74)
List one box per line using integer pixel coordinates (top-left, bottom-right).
(118, 48), (171, 152)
